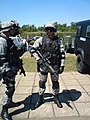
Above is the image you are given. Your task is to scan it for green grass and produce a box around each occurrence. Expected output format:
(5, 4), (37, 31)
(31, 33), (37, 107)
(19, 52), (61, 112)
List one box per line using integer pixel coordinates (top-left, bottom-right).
(22, 52), (77, 72)
(64, 54), (77, 71)
(22, 57), (37, 72)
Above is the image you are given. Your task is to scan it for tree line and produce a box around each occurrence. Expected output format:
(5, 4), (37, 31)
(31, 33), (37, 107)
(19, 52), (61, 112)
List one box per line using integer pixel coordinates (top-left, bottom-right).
(0, 20), (76, 36)
(20, 22), (76, 33)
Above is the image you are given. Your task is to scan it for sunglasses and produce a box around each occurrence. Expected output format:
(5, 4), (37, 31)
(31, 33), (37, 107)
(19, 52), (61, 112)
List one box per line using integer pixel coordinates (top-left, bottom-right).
(45, 27), (56, 32)
(47, 29), (55, 32)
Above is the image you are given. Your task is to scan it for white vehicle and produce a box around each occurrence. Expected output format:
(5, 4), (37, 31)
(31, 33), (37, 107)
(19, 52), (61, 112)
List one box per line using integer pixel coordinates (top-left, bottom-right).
(32, 36), (41, 41)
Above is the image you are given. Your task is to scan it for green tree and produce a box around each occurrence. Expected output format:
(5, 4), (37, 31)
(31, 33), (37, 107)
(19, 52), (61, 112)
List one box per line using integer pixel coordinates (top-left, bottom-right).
(20, 21), (76, 36)
(21, 25), (30, 31)
(31, 24), (37, 32)
(38, 26), (44, 31)
(70, 22), (76, 32)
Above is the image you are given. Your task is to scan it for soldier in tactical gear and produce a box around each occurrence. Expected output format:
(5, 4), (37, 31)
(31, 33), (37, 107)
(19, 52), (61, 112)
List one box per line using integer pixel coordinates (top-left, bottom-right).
(0, 21), (26, 120)
(30, 22), (65, 108)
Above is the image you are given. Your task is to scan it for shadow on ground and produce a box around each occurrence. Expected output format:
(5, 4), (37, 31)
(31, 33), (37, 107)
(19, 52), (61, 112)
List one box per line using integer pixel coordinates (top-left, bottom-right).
(9, 89), (81, 118)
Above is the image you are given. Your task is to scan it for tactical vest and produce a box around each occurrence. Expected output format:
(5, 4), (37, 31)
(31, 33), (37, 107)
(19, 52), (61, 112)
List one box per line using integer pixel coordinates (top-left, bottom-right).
(0, 34), (18, 66)
(40, 35), (61, 65)
(0, 34), (7, 66)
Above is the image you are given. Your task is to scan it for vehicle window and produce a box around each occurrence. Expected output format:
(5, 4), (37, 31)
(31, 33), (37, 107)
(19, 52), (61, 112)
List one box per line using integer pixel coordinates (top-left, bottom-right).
(76, 26), (81, 36)
(86, 25), (90, 38)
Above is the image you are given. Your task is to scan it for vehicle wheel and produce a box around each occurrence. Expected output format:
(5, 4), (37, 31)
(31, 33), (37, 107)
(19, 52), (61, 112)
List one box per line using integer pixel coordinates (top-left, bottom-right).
(76, 54), (88, 74)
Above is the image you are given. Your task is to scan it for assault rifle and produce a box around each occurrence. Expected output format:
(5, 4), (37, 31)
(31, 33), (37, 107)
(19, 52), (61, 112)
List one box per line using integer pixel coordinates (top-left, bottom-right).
(36, 50), (58, 78)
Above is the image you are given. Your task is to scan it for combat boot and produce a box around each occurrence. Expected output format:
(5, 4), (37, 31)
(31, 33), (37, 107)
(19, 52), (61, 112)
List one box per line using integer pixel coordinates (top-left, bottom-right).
(0, 106), (11, 120)
(35, 95), (43, 108)
(54, 95), (63, 108)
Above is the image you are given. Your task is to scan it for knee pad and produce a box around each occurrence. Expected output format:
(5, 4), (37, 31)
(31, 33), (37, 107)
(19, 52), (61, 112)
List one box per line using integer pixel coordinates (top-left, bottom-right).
(39, 80), (46, 89)
(39, 72), (47, 82)
(52, 81), (59, 89)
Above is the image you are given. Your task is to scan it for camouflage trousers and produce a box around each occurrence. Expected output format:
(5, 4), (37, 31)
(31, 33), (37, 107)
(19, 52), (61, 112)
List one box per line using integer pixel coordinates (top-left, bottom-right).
(1, 69), (16, 107)
(38, 64), (60, 95)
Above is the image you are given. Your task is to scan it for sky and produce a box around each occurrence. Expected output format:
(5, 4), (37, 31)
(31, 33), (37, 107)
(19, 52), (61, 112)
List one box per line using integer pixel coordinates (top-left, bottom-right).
(0, 0), (90, 28)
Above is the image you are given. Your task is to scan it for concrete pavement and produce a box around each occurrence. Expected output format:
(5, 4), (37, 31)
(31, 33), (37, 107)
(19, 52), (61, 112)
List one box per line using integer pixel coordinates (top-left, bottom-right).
(0, 71), (90, 120)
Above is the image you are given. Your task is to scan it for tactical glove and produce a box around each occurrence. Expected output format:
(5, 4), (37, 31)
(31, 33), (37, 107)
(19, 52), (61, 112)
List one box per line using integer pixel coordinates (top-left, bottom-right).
(58, 66), (64, 74)
(37, 59), (43, 65)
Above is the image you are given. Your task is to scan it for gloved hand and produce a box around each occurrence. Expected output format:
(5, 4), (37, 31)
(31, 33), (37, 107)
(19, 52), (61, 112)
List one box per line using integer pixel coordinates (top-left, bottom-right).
(37, 59), (43, 65)
(58, 66), (64, 74)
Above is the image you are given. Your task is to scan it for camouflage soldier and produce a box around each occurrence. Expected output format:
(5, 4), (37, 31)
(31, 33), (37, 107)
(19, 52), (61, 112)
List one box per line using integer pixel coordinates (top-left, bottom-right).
(30, 22), (65, 108)
(0, 21), (26, 120)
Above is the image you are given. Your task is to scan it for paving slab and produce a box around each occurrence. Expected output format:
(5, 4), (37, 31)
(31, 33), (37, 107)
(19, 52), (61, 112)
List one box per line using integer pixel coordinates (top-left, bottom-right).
(0, 72), (90, 120)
